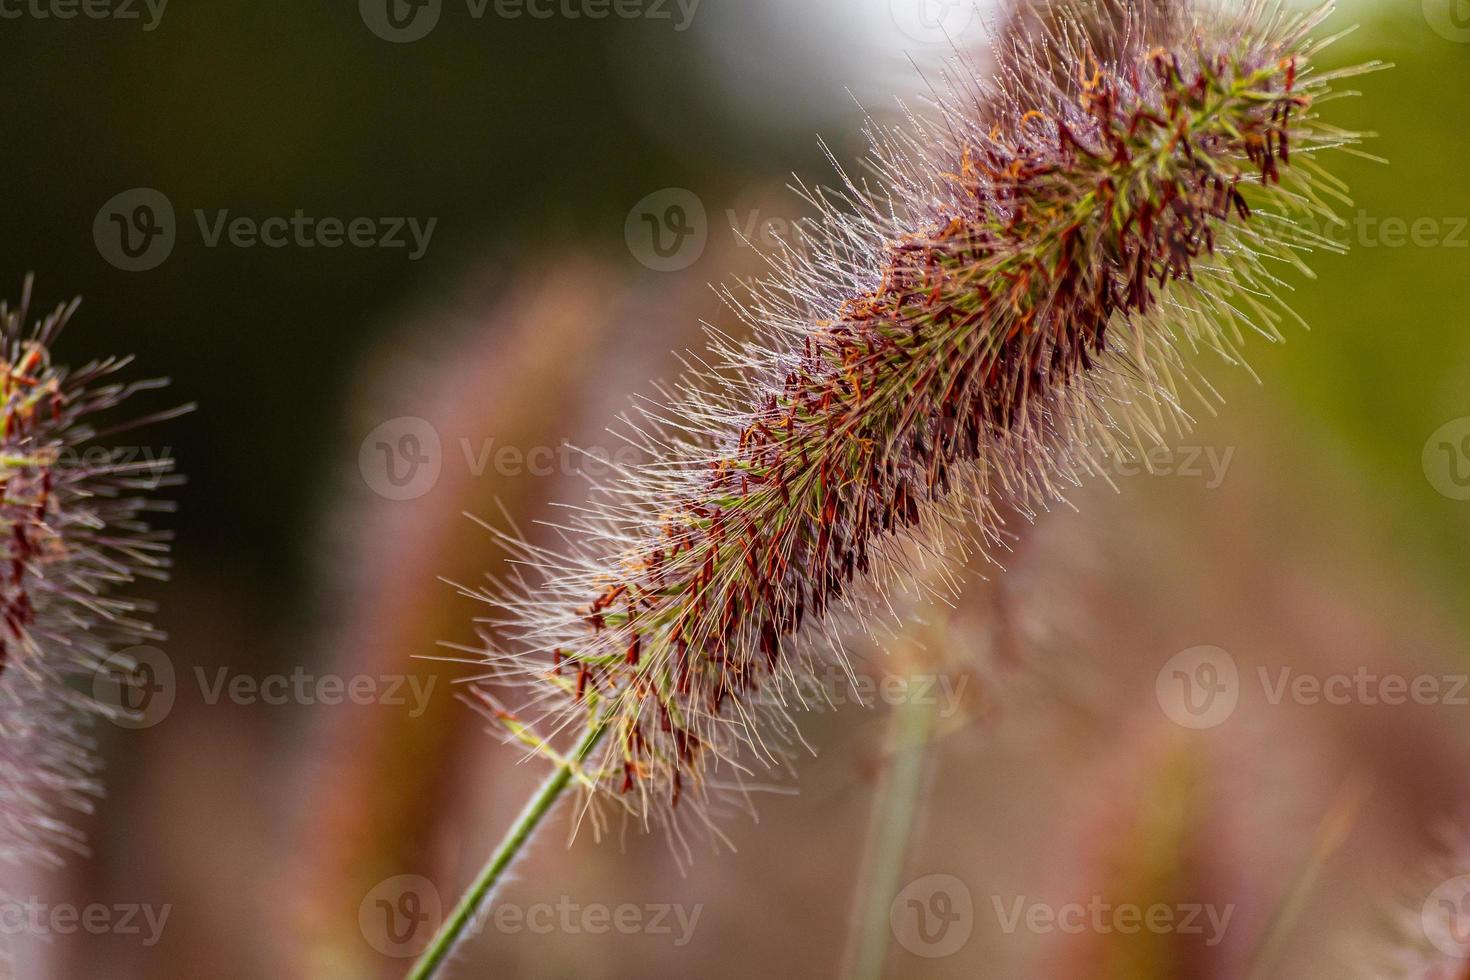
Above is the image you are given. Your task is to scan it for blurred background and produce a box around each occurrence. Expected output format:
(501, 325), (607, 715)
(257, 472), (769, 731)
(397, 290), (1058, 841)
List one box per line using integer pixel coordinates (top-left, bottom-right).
(0, 0), (1467, 976)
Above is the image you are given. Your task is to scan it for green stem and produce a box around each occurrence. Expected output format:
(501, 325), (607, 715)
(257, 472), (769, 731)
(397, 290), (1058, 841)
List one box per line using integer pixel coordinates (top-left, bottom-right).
(844, 685), (937, 980)
(407, 722), (608, 980)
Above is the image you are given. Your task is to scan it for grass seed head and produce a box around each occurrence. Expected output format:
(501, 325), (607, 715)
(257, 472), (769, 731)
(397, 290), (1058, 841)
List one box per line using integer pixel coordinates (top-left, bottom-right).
(469, 0), (1371, 847)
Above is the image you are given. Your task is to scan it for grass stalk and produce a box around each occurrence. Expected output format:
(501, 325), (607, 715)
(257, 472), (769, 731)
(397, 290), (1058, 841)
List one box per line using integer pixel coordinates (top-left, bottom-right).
(407, 722), (607, 980)
(844, 677), (937, 980)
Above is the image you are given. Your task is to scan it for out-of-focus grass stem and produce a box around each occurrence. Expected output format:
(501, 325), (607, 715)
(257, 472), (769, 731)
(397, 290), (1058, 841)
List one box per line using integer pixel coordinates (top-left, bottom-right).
(844, 647), (938, 980)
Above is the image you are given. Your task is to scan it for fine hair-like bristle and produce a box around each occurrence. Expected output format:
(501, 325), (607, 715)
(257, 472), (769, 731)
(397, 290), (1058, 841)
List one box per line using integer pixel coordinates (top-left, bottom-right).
(0, 278), (188, 874)
(465, 0), (1373, 850)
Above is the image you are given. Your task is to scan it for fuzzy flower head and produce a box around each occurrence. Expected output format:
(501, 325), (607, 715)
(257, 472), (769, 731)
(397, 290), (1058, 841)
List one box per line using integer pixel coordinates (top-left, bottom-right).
(0, 279), (186, 871)
(469, 0), (1373, 847)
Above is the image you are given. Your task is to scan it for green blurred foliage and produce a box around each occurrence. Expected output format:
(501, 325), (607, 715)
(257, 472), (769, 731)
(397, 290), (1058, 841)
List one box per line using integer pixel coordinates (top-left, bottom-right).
(1271, 4), (1470, 633)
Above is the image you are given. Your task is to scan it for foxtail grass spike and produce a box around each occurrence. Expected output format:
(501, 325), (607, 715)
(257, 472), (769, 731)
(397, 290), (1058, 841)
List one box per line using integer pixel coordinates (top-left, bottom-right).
(465, 0), (1370, 849)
